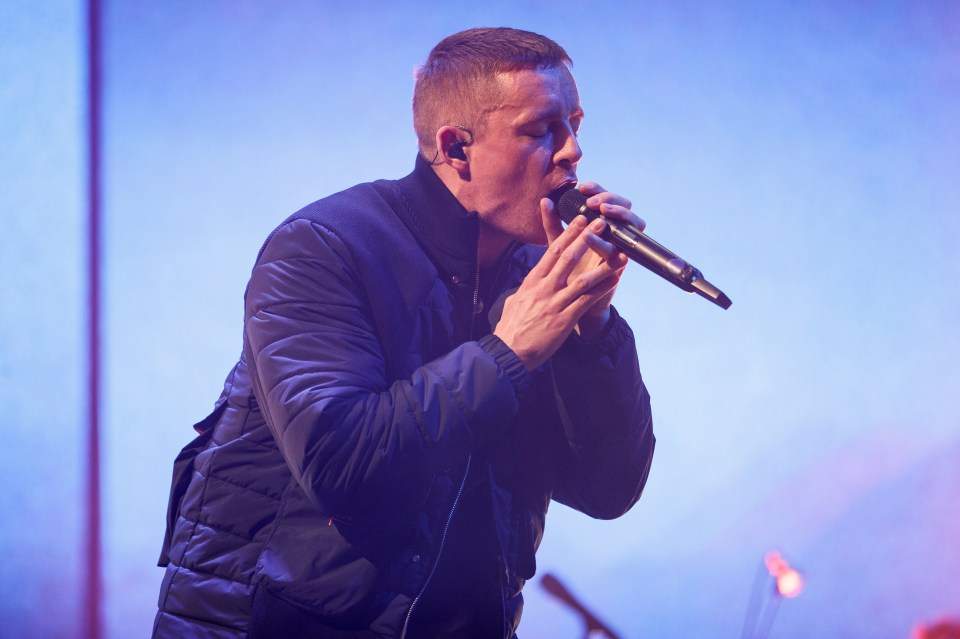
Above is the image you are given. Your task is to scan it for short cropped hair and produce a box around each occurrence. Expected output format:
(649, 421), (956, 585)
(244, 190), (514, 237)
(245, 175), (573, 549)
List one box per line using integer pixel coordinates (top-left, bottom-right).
(413, 27), (572, 159)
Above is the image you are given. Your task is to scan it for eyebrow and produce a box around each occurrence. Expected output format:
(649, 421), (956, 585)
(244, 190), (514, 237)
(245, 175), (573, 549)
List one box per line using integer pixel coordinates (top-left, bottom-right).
(515, 107), (585, 128)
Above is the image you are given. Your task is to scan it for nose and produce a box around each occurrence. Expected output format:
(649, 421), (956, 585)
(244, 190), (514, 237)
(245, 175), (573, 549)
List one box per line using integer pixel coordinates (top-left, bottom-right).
(554, 124), (582, 167)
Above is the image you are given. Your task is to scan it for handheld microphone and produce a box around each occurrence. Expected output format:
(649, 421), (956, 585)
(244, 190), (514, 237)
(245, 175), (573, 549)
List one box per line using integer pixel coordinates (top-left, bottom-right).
(550, 185), (732, 310)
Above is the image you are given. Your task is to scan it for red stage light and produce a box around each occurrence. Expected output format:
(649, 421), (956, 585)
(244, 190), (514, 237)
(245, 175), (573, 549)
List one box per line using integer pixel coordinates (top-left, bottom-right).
(776, 568), (804, 598)
(764, 550), (805, 598)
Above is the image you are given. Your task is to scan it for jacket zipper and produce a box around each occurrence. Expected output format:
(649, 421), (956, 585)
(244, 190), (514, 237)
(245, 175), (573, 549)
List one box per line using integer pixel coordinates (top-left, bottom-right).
(400, 220), (485, 639)
(400, 454), (472, 639)
(499, 570), (508, 639)
(476, 221), (510, 639)
(469, 219), (482, 340)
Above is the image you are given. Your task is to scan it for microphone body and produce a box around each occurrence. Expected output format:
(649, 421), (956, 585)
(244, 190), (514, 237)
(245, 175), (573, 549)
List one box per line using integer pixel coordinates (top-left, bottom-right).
(551, 186), (732, 309)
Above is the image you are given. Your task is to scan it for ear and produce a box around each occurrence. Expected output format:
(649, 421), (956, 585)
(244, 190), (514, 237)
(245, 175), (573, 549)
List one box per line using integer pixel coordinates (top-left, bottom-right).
(434, 126), (471, 176)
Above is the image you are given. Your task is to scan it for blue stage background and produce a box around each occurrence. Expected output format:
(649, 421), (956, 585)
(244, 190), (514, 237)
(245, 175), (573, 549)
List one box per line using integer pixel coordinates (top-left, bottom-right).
(2, 2), (958, 637)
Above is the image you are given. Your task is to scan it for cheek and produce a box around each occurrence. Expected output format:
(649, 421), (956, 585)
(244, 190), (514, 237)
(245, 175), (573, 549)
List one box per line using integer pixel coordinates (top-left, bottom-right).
(477, 143), (552, 194)
(477, 152), (524, 184)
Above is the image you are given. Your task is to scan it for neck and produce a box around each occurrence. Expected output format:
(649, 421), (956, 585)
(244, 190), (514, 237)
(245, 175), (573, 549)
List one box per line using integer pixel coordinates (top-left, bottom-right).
(433, 163), (513, 268)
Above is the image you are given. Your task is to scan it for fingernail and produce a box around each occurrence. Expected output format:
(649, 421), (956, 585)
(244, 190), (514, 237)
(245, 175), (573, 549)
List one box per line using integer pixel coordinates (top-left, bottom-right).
(590, 218), (606, 232)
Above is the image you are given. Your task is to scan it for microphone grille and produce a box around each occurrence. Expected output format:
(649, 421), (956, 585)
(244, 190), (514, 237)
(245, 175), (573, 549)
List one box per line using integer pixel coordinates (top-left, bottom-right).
(549, 185), (596, 225)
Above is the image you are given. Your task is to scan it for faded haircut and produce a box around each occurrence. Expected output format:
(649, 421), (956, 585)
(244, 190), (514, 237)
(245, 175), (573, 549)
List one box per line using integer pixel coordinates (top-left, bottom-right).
(413, 27), (572, 159)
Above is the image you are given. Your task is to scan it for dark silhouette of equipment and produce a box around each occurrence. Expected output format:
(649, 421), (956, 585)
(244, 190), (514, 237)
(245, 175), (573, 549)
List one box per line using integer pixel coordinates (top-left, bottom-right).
(540, 572), (622, 639)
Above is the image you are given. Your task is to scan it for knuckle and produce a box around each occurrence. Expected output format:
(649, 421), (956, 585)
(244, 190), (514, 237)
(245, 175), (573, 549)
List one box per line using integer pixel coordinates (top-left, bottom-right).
(558, 248), (577, 264)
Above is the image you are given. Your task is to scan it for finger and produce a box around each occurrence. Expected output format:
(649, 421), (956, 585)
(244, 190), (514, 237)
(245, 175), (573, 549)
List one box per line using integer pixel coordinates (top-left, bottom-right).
(598, 202), (645, 232)
(546, 217), (608, 287)
(576, 181), (606, 196)
(529, 214), (589, 279)
(585, 190), (632, 211)
(584, 229), (632, 266)
(555, 250), (623, 305)
(583, 223), (617, 260)
(577, 182), (633, 209)
(559, 266), (624, 316)
(540, 197), (565, 246)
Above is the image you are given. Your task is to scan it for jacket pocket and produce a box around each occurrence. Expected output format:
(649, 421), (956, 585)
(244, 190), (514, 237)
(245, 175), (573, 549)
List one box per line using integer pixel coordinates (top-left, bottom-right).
(157, 399), (228, 566)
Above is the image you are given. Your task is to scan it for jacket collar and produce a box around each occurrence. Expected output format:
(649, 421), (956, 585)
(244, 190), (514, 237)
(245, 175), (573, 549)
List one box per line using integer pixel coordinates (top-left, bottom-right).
(395, 154), (480, 289)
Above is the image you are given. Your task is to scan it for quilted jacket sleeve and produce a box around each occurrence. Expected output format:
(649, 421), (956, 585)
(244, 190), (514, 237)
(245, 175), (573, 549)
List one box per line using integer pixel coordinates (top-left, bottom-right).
(242, 218), (530, 515)
(547, 308), (656, 520)
(488, 247), (655, 521)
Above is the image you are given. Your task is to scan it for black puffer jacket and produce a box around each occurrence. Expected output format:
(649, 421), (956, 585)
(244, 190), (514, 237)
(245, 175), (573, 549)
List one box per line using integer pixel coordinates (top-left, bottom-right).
(154, 156), (655, 638)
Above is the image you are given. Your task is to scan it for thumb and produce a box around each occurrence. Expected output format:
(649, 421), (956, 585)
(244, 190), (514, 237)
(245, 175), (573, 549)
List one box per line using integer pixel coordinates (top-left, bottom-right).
(540, 197), (564, 245)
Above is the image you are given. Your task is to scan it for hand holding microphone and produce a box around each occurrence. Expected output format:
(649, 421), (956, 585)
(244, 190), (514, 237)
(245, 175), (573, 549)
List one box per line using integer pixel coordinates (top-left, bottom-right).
(493, 180), (730, 371)
(493, 190), (631, 371)
(549, 183), (732, 309)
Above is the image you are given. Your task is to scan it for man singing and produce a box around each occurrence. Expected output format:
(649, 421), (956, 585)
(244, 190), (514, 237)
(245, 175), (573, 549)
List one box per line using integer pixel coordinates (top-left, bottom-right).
(154, 26), (655, 639)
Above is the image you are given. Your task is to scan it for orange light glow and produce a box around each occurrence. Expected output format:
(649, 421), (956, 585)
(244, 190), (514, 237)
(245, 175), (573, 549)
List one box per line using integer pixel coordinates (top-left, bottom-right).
(777, 569), (804, 598)
(764, 550), (789, 576)
(764, 550), (805, 598)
